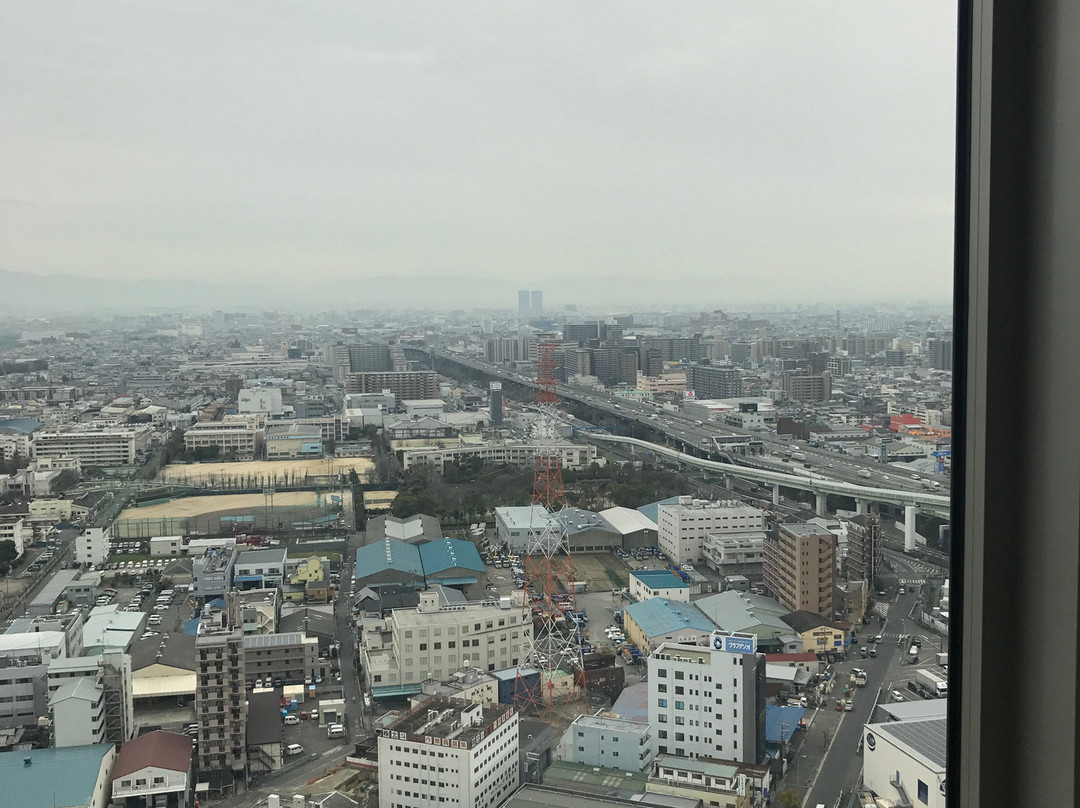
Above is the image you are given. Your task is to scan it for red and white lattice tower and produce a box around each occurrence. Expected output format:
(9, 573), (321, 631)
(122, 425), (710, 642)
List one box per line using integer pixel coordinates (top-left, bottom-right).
(516, 342), (588, 724)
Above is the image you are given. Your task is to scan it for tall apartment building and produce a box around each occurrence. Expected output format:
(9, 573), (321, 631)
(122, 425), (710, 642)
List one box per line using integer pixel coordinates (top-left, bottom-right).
(47, 650), (134, 747)
(349, 343), (393, 373)
(345, 371), (440, 403)
(657, 498), (766, 565)
(646, 634), (765, 764)
(378, 698), (520, 808)
(842, 514), (882, 585)
(780, 371), (832, 402)
(33, 424), (153, 467)
(639, 337), (703, 363)
(763, 522), (836, 618)
(330, 342), (351, 382)
(362, 591), (532, 698)
(841, 335), (891, 357)
(518, 289), (532, 316)
(530, 290), (544, 314)
(685, 364), (742, 400)
(926, 338), (953, 370)
(590, 348), (638, 387)
(195, 609), (247, 776)
(484, 337), (536, 364)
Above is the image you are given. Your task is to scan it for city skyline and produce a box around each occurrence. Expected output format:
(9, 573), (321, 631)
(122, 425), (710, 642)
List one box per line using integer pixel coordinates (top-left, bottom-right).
(1, 2), (957, 308)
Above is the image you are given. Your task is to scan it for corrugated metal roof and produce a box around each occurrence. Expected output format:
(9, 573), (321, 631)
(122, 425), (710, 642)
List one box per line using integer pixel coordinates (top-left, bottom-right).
(418, 537), (484, 574)
(0, 743), (114, 808)
(354, 539), (424, 579)
(623, 598), (716, 638)
(630, 569), (688, 589)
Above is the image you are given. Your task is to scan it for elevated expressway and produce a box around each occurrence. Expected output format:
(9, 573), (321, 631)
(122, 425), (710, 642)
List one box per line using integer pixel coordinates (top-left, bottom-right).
(585, 433), (950, 551)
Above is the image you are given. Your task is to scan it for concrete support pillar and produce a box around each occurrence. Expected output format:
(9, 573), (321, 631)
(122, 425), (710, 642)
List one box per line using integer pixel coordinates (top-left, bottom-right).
(815, 491), (827, 516)
(724, 475), (734, 490)
(772, 484), (780, 505)
(856, 499), (868, 515)
(904, 504), (918, 551)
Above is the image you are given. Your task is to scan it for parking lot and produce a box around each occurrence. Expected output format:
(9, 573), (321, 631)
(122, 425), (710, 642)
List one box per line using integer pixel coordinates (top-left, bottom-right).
(279, 709), (353, 762)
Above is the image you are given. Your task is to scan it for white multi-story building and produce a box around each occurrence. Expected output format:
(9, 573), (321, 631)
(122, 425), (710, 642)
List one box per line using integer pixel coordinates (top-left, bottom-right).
(363, 591), (532, 698)
(77, 527), (111, 568)
(647, 633), (765, 764)
(657, 498), (766, 565)
(47, 651), (135, 747)
(0, 516), (29, 556)
(183, 416), (262, 459)
(402, 442), (597, 475)
(33, 424), (153, 467)
(863, 718), (946, 808)
(701, 531), (767, 576)
(378, 698), (520, 808)
(559, 713), (654, 772)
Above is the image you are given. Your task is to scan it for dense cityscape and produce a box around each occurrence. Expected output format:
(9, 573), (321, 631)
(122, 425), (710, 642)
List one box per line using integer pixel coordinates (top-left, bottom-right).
(0, 300), (952, 808)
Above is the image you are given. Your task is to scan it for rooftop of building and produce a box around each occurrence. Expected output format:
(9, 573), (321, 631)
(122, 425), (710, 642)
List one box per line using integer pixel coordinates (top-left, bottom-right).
(82, 604), (146, 652)
(553, 508), (619, 535)
(234, 547), (288, 565)
(636, 497), (681, 525)
(242, 631), (313, 650)
(623, 598), (717, 638)
(694, 590), (792, 635)
(571, 713), (651, 735)
(418, 537), (485, 575)
(265, 422), (322, 437)
(630, 569), (689, 590)
(598, 506), (657, 535)
(247, 690), (283, 746)
(0, 743), (115, 808)
(0, 630), (67, 656)
(367, 513), (443, 543)
(26, 568), (81, 610)
(608, 681), (650, 724)
(869, 717), (948, 770)
(494, 504), (558, 529)
(130, 629), (196, 672)
(51, 675), (101, 704)
(384, 697), (515, 745)
(778, 521), (835, 537)
(875, 698), (949, 723)
(532, 762), (649, 799)
(113, 730), (192, 778)
(0, 417), (40, 434)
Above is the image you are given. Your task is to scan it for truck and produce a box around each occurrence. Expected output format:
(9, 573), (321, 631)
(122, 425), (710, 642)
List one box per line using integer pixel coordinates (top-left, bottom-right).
(853, 669), (868, 687)
(916, 669), (949, 697)
(858, 469), (873, 479)
(790, 452), (807, 462)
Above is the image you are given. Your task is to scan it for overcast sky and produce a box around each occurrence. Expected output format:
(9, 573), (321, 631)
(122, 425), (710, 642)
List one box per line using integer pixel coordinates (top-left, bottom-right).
(0, 2), (957, 305)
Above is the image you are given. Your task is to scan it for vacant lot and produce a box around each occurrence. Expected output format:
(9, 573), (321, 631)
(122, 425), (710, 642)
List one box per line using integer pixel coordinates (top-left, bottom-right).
(119, 491), (321, 520)
(159, 457), (374, 484)
(567, 552), (631, 593)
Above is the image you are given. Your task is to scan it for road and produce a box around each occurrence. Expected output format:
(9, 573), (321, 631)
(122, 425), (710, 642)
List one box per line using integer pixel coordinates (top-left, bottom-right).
(800, 588), (925, 807)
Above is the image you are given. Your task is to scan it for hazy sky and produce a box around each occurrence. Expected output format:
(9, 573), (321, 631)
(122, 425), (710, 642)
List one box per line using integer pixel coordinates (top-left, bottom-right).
(1, 2), (957, 304)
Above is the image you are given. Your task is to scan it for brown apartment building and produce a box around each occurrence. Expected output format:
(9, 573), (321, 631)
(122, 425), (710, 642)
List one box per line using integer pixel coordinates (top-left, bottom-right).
(763, 521), (836, 618)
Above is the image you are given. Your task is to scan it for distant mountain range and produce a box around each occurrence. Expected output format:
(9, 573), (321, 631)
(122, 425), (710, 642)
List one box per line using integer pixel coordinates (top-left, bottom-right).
(0, 267), (737, 314)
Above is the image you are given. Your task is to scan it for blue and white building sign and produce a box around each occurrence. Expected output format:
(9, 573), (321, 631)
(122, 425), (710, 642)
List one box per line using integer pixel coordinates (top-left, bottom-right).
(712, 631), (757, 655)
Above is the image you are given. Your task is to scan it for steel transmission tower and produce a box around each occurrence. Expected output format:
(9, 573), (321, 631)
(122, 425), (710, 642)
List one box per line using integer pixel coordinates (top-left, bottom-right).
(517, 342), (588, 723)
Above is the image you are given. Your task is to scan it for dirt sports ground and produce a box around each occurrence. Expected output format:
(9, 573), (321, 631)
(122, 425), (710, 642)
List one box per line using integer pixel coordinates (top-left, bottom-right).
(113, 490), (351, 539)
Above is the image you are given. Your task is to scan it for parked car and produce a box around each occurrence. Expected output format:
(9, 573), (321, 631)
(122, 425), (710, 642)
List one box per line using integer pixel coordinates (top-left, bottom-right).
(285, 743), (304, 756)
(284, 714), (300, 725)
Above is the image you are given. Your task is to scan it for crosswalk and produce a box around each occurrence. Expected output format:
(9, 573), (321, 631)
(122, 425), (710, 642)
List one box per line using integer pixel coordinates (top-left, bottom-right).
(900, 578), (926, 585)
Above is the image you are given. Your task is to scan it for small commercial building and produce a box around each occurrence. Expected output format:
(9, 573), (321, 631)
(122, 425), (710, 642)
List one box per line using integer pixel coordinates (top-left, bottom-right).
(780, 610), (847, 655)
(149, 535), (184, 557)
(629, 570), (690, 603)
(264, 422), (323, 459)
(111, 730), (193, 808)
(559, 713), (654, 772)
(494, 506), (559, 553)
(597, 507), (658, 552)
(232, 547), (288, 589)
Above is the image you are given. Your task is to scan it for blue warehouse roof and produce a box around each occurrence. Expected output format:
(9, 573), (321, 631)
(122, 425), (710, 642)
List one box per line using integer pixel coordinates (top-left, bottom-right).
(766, 705), (806, 743)
(355, 539), (424, 580)
(630, 569), (689, 590)
(637, 497), (681, 525)
(0, 417), (41, 434)
(419, 537), (485, 575)
(624, 598), (717, 638)
(0, 743), (114, 808)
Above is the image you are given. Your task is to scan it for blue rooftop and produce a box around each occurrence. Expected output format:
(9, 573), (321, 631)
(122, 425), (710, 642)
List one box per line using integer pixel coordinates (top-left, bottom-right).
(623, 598), (717, 638)
(766, 705), (806, 743)
(630, 569), (689, 590)
(0, 417), (40, 435)
(419, 537), (485, 575)
(354, 539), (424, 580)
(637, 497), (681, 525)
(0, 743), (114, 808)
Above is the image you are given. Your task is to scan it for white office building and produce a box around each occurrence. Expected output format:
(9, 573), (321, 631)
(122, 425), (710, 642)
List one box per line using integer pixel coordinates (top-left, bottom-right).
(363, 591), (532, 698)
(378, 698), (520, 808)
(77, 527), (111, 568)
(863, 718), (946, 808)
(559, 713), (654, 772)
(493, 505), (559, 553)
(32, 424), (153, 467)
(657, 497), (766, 565)
(238, 386), (284, 416)
(183, 416), (262, 459)
(48, 651), (135, 746)
(647, 632), (765, 764)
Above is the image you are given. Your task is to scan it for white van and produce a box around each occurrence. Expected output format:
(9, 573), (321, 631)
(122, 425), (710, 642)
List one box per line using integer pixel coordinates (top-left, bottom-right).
(327, 723), (345, 738)
(284, 714), (300, 725)
(285, 743), (304, 756)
